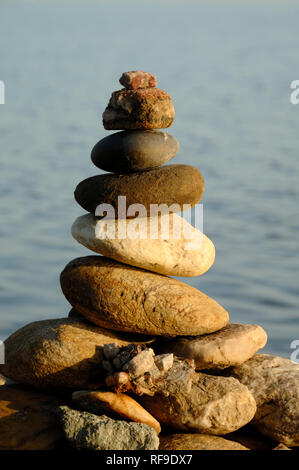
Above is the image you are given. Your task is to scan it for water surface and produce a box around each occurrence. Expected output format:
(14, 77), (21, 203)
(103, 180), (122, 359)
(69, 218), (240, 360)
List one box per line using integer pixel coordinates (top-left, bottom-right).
(0, 0), (298, 358)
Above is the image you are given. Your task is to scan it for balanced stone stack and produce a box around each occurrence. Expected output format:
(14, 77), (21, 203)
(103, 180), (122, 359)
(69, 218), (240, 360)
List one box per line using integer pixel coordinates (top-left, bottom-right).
(0, 71), (298, 451)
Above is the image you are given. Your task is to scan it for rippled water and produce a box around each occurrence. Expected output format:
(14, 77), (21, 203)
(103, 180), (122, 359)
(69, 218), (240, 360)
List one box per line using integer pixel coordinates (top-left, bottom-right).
(0, 0), (298, 358)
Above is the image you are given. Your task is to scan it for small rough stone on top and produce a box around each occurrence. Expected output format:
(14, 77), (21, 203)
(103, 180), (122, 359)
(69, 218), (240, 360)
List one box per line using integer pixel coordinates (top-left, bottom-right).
(119, 70), (157, 90)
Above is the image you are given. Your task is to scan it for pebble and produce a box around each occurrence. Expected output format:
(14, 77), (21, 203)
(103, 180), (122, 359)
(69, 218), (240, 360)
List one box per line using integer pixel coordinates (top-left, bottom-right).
(57, 406), (159, 450)
(0, 318), (153, 390)
(91, 130), (179, 173)
(72, 389), (161, 434)
(72, 213), (214, 277)
(138, 360), (257, 435)
(102, 88), (174, 130)
(60, 256), (229, 337)
(119, 70), (157, 90)
(157, 323), (268, 369)
(74, 164), (204, 216)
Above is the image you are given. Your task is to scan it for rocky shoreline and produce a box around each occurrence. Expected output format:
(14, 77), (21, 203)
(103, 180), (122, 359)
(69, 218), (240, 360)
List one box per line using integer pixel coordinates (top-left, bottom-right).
(0, 71), (298, 451)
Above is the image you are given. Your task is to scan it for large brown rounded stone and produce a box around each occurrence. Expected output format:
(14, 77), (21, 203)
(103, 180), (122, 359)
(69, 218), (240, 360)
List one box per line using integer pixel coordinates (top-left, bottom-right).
(91, 130), (179, 173)
(60, 256), (229, 337)
(159, 434), (249, 450)
(74, 164), (204, 216)
(0, 318), (152, 390)
(102, 88), (174, 130)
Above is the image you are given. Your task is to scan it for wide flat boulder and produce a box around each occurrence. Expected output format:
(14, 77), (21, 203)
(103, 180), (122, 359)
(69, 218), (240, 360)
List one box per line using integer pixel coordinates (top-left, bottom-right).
(0, 318), (151, 390)
(60, 256), (229, 336)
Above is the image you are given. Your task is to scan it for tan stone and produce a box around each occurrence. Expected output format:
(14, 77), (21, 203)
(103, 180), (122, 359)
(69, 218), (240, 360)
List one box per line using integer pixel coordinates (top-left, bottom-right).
(0, 318), (152, 390)
(60, 256), (229, 336)
(157, 324), (267, 369)
(72, 213), (215, 277)
(103, 88), (174, 130)
(227, 354), (299, 446)
(72, 390), (161, 435)
(159, 433), (249, 450)
(0, 385), (65, 450)
(138, 359), (256, 435)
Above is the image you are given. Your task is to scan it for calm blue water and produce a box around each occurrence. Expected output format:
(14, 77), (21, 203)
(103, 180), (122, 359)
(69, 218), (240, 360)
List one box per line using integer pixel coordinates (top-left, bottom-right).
(0, 0), (298, 358)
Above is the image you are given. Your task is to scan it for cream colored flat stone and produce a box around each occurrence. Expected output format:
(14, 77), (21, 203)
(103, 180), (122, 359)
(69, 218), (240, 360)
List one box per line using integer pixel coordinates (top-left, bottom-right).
(72, 213), (215, 277)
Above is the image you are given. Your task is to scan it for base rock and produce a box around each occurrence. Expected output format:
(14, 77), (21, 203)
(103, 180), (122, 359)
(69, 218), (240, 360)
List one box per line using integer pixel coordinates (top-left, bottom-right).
(0, 318), (152, 390)
(225, 354), (299, 446)
(159, 433), (249, 450)
(0, 385), (65, 450)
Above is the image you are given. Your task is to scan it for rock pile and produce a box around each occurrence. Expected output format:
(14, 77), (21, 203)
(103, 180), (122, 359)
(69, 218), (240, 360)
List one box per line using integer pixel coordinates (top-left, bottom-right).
(0, 71), (298, 450)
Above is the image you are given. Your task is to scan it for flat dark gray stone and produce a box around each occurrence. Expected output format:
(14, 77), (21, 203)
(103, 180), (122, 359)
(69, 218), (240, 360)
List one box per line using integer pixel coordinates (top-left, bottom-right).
(91, 130), (179, 173)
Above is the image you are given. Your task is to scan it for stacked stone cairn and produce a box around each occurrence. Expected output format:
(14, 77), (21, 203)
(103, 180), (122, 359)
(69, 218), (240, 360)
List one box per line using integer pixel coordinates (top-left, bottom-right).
(0, 71), (298, 451)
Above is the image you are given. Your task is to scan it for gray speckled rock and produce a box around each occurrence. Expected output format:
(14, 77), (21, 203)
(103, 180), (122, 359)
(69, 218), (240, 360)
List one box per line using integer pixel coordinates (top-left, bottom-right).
(226, 354), (299, 446)
(157, 324), (267, 369)
(91, 130), (179, 173)
(57, 406), (159, 450)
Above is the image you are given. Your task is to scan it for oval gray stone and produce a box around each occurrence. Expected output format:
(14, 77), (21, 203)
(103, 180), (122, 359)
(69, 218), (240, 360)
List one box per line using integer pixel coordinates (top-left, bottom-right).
(91, 130), (179, 173)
